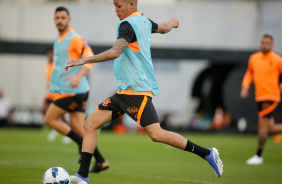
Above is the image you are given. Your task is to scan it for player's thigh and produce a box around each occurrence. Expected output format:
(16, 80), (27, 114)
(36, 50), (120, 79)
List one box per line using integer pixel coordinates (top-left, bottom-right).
(45, 103), (67, 122)
(84, 109), (112, 130)
(69, 111), (85, 136)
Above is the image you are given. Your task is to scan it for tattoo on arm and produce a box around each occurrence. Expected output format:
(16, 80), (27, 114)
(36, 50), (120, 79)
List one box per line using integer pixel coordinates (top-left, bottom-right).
(84, 38), (129, 64)
(112, 38), (129, 55)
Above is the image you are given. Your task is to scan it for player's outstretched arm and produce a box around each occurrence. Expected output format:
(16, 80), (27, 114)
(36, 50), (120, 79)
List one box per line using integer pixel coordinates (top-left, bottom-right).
(156, 17), (179, 34)
(64, 38), (129, 70)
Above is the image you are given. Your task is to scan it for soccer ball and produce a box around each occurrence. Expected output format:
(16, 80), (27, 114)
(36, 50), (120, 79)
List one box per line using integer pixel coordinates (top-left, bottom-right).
(42, 167), (71, 184)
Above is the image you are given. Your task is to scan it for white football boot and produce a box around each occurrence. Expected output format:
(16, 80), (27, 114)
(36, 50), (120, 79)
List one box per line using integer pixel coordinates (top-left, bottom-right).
(246, 155), (263, 165)
(70, 173), (89, 184)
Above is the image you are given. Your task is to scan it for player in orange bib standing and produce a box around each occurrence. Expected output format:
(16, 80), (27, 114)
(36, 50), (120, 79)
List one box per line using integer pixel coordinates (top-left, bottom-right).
(44, 6), (109, 172)
(241, 34), (282, 165)
(42, 47), (72, 143)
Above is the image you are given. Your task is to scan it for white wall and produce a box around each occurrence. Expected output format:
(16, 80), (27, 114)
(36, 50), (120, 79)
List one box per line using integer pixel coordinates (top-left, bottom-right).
(260, 1), (282, 54)
(0, 0), (259, 49)
(0, 54), (46, 107)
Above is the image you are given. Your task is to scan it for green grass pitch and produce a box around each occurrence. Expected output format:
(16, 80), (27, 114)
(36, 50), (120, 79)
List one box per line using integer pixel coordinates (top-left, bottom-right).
(0, 128), (282, 184)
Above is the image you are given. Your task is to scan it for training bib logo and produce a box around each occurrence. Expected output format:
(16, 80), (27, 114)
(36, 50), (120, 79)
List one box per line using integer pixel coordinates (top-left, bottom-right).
(117, 80), (125, 87)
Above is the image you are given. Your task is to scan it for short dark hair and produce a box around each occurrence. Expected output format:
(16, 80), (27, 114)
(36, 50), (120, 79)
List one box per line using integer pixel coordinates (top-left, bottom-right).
(262, 34), (273, 42)
(55, 6), (69, 16)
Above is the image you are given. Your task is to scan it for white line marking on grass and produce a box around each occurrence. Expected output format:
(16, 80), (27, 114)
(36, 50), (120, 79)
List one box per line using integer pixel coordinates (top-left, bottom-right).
(105, 172), (230, 184)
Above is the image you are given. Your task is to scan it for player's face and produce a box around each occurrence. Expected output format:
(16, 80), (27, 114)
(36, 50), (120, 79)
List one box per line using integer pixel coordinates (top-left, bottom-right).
(54, 11), (70, 33)
(260, 37), (273, 54)
(113, 0), (131, 20)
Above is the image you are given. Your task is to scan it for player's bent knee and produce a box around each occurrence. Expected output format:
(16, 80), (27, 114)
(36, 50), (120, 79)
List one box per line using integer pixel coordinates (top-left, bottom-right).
(44, 116), (52, 127)
(83, 120), (90, 130)
(150, 136), (161, 142)
(148, 132), (164, 142)
(83, 119), (99, 132)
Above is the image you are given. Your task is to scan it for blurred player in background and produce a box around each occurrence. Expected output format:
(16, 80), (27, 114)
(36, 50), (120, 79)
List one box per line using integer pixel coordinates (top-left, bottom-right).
(67, 0), (223, 183)
(241, 34), (282, 165)
(41, 47), (71, 144)
(41, 47), (55, 115)
(0, 89), (13, 127)
(44, 6), (109, 173)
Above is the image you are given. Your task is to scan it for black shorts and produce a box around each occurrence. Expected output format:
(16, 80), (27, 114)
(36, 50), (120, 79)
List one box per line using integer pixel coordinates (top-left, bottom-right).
(257, 101), (278, 118)
(97, 93), (159, 127)
(53, 92), (88, 113)
(46, 99), (53, 105)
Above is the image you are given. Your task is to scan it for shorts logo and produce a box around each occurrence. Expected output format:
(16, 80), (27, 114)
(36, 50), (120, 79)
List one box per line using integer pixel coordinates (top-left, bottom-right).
(68, 102), (78, 110)
(127, 106), (139, 114)
(117, 112), (124, 117)
(102, 98), (111, 107)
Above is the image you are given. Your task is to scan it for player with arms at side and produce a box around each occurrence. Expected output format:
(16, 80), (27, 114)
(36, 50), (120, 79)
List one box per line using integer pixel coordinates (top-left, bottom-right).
(241, 34), (282, 165)
(66, 1), (223, 183)
(41, 47), (56, 116)
(44, 6), (109, 173)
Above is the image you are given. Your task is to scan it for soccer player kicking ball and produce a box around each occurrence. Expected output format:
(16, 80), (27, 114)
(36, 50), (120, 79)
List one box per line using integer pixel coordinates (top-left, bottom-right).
(65, 0), (223, 183)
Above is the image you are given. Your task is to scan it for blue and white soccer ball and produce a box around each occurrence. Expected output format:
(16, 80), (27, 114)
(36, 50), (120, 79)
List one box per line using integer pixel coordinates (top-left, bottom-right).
(42, 167), (71, 184)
